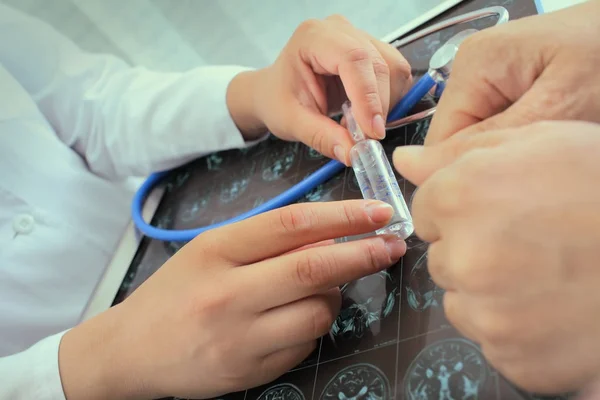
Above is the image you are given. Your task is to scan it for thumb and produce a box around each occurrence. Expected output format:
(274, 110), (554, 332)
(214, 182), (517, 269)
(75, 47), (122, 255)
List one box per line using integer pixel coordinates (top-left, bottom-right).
(393, 128), (515, 186)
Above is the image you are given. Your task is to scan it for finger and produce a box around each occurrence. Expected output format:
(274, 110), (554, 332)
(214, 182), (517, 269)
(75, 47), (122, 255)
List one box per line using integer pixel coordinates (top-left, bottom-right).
(392, 126), (520, 186)
(257, 341), (316, 385)
(430, 57), (588, 140)
(424, 24), (546, 146)
(366, 38), (412, 114)
(297, 23), (385, 139)
(239, 234), (406, 310)
(443, 291), (480, 343)
(283, 239), (336, 255)
(323, 15), (413, 117)
(411, 169), (454, 244)
(291, 104), (356, 165)
(250, 288), (341, 353)
(426, 240), (455, 291)
(201, 200), (395, 266)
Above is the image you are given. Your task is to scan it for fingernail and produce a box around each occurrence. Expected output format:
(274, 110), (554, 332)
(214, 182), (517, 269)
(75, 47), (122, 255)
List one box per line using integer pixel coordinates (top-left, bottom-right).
(333, 145), (347, 164)
(364, 201), (393, 223)
(384, 236), (407, 260)
(372, 114), (386, 139)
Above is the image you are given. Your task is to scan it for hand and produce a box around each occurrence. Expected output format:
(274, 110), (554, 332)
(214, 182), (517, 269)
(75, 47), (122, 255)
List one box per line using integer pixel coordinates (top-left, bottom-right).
(227, 15), (412, 165)
(393, 120), (600, 394)
(58, 200), (406, 400)
(424, 0), (600, 146)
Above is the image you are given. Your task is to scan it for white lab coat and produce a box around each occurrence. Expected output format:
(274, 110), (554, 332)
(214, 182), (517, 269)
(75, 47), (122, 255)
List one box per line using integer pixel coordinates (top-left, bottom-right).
(0, 4), (257, 398)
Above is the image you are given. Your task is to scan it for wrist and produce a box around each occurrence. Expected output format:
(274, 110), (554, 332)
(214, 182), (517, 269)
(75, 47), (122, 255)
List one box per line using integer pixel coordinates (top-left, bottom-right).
(58, 304), (147, 400)
(226, 69), (269, 141)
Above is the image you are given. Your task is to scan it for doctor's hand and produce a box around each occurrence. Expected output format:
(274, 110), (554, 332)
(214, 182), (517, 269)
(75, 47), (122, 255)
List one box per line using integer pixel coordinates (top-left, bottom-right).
(393, 120), (600, 395)
(58, 200), (405, 400)
(227, 14), (411, 165)
(424, 0), (600, 146)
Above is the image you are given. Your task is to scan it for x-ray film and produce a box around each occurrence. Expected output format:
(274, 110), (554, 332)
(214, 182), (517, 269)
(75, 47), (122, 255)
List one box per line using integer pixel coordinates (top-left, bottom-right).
(113, 1), (569, 399)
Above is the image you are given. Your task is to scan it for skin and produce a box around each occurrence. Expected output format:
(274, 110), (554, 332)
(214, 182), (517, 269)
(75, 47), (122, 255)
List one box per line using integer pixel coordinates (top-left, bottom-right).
(59, 200), (405, 399)
(226, 14), (412, 165)
(58, 15), (412, 399)
(424, 0), (600, 146)
(393, 0), (600, 395)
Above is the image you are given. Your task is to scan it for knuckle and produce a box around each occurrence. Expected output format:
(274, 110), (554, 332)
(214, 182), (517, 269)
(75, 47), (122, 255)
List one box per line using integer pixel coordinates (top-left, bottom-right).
(344, 46), (371, 64)
(308, 130), (328, 155)
(338, 202), (360, 230)
(295, 18), (322, 36)
(310, 300), (336, 338)
(191, 290), (234, 320)
(519, 82), (571, 121)
(295, 252), (333, 287)
(391, 57), (412, 81)
(371, 56), (390, 78)
(454, 241), (500, 294)
(363, 239), (389, 273)
(476, 311), (515, 346)
(276, 205), (318, 234)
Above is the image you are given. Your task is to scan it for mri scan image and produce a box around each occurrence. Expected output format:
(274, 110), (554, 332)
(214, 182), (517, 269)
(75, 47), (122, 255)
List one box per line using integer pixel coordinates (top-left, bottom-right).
(298, 173), (343, 203)
(404, 338), (489, 399)
(261, 142), (299, 181)
(320, 363), (391, 400)
(407, 118), (430, 147)
(165, 169), (191, 192)
(304, 146), (324, 161)
(253, 197), (265, 207)
(219, 160), (256, 204)
(206, 153), (228, 171)
(405, 251), (445, 312)
(331, 271), (396, 340)
(256, 383), (305, 400)
(178, 191), (212, 223)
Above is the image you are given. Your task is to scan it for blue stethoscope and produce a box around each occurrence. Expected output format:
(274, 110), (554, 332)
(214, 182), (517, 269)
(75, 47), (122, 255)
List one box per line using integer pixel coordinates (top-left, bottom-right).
(131, 6), (509, 243)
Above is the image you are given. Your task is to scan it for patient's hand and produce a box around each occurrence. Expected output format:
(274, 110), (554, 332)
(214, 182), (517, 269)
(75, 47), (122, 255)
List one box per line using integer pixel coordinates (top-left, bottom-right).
(424, 0), (600, 145)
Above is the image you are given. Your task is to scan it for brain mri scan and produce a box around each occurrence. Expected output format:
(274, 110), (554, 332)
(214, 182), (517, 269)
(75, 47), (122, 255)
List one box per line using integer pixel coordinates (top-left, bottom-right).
(298, 173), (343, 203)
(165, 169), (191, 192)
(206, 153), (226, 171)
(331, 271), (396, 340)
(261, 142), (299, 181)
(219, 160), (257, 204)
(404, 338), (489, 400)
(178, 191), (212, 223)
(305, 147), (324, 161)
(256, 383), (305, 400)
(405, 118), (430, 147)
(320, 363), (391, 400)
(405, 251), (445, 312)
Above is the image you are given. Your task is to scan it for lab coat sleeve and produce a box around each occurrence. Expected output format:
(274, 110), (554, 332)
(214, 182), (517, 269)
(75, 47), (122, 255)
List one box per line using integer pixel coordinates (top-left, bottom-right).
(0, 4), (263, 180)
(0, 331), (66, 400)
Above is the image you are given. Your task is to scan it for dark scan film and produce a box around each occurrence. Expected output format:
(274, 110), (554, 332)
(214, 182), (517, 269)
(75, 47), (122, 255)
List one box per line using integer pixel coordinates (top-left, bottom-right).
(116, 0), (573, 398)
